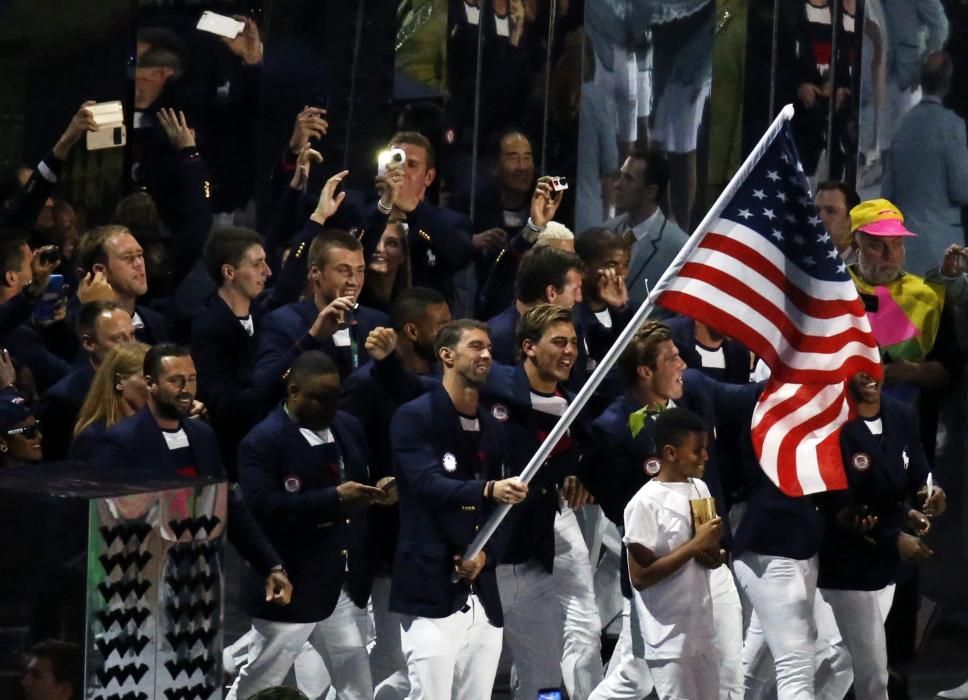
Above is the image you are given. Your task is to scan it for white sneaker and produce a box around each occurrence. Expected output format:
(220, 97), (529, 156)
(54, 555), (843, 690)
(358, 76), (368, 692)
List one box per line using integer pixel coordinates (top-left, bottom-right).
(938, 678), (968, 699)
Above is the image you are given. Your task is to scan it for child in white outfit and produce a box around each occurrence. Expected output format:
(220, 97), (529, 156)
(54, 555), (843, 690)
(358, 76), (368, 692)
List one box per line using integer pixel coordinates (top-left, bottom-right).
(623, 407), (727, 700)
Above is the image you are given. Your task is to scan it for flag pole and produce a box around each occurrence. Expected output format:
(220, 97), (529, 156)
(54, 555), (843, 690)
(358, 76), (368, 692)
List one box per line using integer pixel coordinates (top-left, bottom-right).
(458, 105), (798, 564)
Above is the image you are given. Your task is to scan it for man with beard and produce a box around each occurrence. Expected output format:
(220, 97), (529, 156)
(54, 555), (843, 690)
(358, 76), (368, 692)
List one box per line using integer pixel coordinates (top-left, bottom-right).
(90, 343), (220, 478)
(389, 319), (527, 699)
(228, 350), (390, 700)
(339, 286), (451, 698)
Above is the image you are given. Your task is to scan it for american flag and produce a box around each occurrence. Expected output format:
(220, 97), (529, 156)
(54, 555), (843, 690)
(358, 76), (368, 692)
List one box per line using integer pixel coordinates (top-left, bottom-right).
(657, 122), (882, 496)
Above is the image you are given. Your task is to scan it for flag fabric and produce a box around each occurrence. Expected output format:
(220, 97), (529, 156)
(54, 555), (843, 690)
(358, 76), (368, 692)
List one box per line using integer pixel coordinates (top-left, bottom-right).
(657, 122), (882, 496)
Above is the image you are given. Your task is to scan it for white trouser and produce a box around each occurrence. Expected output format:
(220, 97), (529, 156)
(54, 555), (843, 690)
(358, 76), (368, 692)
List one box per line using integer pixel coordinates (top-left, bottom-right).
(371, 576), (409, 699)
(226, 587), (372, 700)
(589, 598), (654, 700)
(553, 506), (605, 699)
(735, 553), (818, 700)
(742, 592), (853, 700)
(223, 628), (333, 699)
(651, 651), (719, 700)
(575, 505), (625, 634)
(820, 585), (895, 700)
(400, 594), (502, 700)
(711, 565), (744, 700)
(497, 561), (564, 698)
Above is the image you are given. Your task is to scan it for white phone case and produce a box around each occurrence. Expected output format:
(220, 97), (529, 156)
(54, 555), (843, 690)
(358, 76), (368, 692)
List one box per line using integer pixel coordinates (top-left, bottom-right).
(196, 11), (244, 39)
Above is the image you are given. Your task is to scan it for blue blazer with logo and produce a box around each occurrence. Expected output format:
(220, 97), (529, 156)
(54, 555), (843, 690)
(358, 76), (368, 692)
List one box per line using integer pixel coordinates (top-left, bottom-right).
(253, 297), (389, 404)
(238, 408), (372, 623)
(389, 386), (511, 625)
(818, 395), (930, 590)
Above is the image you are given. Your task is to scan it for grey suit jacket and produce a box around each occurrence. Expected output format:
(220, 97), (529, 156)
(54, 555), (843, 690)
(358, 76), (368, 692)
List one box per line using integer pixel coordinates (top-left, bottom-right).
(604, 210), (689, 310)
(882, 97), (968, 276)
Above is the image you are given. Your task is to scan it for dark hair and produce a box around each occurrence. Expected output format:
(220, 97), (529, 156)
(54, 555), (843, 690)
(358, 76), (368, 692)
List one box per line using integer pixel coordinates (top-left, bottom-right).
(137, 27), (188, 80)
(627, 147), (670, 202)
(0, 238), (27, 280)
(77, 224), (130, 275)
(516, 303), (574, 355)
(654, 407), (708, 454)
(434, 319), (489, 359)
(515, 246), (584, 305)
(389, 130), (436, 169)
(390, 286), (447, 332)
(619, 321), (674, 380)
(287, 350), (338, 388)
(204, 227), (264, 284)
(574, 227), (631, 268)
(76, 300), (124, 338)
(490, 126), (533, 160)
(816, 180), (860, 211)
(308, 229), (363, 268)
(112, 192), (160, 242)
(28, 640), (82, 697)
(144, 342), (191, 379)
(921, 50), (953, 95)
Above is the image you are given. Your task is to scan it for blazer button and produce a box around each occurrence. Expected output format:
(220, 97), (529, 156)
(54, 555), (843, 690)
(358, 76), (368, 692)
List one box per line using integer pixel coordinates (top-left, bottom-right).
(340, 549), (348, 557)
(345, 517), (352, 525)
(474, 525), (479, 532)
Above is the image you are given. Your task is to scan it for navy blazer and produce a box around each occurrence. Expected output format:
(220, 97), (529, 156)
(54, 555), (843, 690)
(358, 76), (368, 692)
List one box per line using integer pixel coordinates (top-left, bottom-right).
(86, 409), (284, 581)
(818, 395), (930, 591)
(253, 297), (389, 404)
(89, 407), (223, 480)
(363, 201), (474, 306)
(192, 295), (264, 476)
(482, 364), (584, 571)
(238, 408), (373, 623)
(134, 303), (171, 346)
(487, 304), (521, 366)
(667, 315), (751, 385)
(390, 387), (510, 625)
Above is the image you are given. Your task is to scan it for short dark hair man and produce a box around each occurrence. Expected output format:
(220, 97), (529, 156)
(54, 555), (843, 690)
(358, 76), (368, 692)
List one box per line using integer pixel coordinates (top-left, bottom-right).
(254, 229), (389, 401)
(193, 227), (272, 475)
(231, 350), (388, 699)
(814, 181), (860, 259)
(487, 245), (583, 365)
(22, 640), (82, 700)
(603, 149), (688, 309)
(390, 319), (527, 698)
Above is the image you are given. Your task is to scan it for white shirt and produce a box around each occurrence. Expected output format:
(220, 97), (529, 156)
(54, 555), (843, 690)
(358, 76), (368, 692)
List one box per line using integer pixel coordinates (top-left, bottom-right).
(629, 209), (661, 242)
(624, 478), (715, 660)
(238, 315), (254, 336)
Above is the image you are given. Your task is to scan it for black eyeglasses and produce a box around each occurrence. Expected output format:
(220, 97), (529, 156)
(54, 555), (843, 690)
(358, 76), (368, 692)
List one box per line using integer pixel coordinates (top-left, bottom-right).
(6, 421), (41, 439)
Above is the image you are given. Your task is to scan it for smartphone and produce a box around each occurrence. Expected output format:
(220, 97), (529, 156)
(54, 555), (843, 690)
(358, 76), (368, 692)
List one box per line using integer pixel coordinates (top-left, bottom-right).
(537, 689), (563, 700)
(196, 10), (245, 39)
(86, 101), (126, 150)
(34, 274), (67, 322)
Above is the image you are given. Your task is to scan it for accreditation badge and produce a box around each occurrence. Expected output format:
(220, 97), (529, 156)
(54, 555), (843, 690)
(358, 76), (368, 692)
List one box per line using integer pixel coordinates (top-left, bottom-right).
(443, 452), (458, 472)
(851, 453), (871, 472)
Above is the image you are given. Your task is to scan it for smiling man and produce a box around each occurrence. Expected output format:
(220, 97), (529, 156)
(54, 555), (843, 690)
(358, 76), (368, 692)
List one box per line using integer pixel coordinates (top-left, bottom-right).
(91, 343), (222, 480)
(390, 319), (527, 699)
